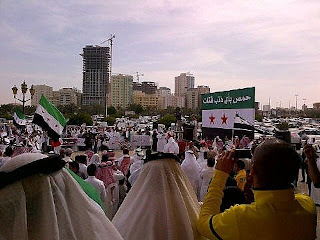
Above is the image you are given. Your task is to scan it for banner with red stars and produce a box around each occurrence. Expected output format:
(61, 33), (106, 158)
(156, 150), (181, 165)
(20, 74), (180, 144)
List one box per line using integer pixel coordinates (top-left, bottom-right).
(201, 87), (255, 133)
(202, 109), (254, 129)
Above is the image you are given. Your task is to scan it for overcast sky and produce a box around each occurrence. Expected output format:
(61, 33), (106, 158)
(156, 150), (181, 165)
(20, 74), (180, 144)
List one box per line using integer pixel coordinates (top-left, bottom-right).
(1, 0), (319, 109)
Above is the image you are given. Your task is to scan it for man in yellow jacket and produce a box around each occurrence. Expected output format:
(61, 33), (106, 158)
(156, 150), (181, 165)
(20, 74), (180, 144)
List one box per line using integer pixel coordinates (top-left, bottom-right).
(197, 138), (317, 240)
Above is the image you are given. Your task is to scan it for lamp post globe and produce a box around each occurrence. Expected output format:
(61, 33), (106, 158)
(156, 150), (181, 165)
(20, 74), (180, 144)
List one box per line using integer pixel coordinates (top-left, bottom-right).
(11, 81), (34, 114)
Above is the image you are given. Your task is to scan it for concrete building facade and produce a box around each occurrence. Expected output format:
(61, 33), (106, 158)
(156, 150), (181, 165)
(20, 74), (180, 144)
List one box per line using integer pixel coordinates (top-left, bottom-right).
(132, 91), (159, 109)
(158, 87), (171, 96)
(31, 85), (53, 106)
(81, 45), (110, 108)
(186, 88), (199, 110)
(313, 102), (320, 109)
(110, 74), (133, 109)
(197, 85), (210, 109)
(141, 81), (157, 94)
(174, 73), (195, 97)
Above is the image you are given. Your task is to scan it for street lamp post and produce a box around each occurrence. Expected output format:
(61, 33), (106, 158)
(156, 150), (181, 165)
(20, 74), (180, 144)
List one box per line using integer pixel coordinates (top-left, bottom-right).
(12, 81), (35, 114)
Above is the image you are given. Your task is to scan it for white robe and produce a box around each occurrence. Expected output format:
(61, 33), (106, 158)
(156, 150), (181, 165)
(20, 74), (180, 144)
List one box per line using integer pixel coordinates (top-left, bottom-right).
(199, 167), (215, 202)
(157, 133), (167, 152)
(311, 157), (320, 204)
(112, 158), (205, 240)
(163, 137), (179, 155)
(0, 153), (123, 240)
(181, 152), (201, 197)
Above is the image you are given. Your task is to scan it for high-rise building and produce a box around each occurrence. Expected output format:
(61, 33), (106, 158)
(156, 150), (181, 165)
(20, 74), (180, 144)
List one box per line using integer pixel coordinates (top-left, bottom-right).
(186, 88), (199, 110)
(110, 74), (133, 109)
(174, 73), (195, 97)
(81, 45), (110, 108)
(31, 85), (53, 106)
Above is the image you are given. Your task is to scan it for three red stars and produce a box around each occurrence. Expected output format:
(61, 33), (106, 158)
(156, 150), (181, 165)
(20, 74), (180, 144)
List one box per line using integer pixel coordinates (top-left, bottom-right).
(221, 113), (228, 124)
(209, 114), (215, 124)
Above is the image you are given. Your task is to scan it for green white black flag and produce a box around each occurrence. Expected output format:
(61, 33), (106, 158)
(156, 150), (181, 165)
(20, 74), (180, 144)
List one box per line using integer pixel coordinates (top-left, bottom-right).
(32, 95), (67, 140)
(13, 108), (26, 127)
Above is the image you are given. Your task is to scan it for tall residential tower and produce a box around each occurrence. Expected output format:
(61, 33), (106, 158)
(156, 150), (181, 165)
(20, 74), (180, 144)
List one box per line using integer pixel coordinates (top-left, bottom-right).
(81, 45), (110, 108)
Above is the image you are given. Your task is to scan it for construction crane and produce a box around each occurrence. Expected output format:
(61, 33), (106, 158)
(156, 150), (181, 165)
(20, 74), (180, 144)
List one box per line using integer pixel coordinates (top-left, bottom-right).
(97, 34), (115, 116)
(97, 34), (115, 78)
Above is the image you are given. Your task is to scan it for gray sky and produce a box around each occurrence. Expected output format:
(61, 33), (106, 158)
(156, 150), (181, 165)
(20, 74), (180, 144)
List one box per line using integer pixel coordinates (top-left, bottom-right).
(1, 0), (319, 109)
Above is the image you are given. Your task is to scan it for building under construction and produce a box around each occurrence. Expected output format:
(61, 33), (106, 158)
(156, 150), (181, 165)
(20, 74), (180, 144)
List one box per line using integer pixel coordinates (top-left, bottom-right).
(81, 45), (110, 108)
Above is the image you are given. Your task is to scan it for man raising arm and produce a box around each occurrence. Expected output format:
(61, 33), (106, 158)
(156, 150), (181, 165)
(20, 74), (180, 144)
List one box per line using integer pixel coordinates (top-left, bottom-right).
(197, 139), (316, 240)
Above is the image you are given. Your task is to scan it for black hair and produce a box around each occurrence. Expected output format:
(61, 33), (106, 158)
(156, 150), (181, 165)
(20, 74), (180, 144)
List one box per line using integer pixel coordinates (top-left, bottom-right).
(102, 154), (109, 162)
(207, 157), (215, 167)
(4, 146), (13, 157)
(253, 138), (300, 190)
(75, 155), (87, 164)
(235, 160), (245, 170)
(87, 164), (97, 176)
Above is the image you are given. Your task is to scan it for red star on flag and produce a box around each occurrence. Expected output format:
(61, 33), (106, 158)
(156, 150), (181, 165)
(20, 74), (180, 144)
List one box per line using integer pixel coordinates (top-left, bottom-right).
(221, 113), (228, 124)
(209, 114), (215, 124)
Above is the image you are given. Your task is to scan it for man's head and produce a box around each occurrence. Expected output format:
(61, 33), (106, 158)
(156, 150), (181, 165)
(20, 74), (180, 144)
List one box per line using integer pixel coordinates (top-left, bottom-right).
(87, 164), (97, 176)
(102, 154), (109, 162)
(123, 148), (129, 155)
(207, 157), (215, 168)
(59, 148), (66, 158)
(251, 138), (300, 190)
(69, 161), (80, 174)
(75, 155), (87, 164)
(65, 148), (73, 157)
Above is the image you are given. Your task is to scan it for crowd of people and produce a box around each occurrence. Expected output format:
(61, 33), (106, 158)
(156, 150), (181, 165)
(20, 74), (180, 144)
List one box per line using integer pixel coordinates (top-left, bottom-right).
(0, 122), (320, 239)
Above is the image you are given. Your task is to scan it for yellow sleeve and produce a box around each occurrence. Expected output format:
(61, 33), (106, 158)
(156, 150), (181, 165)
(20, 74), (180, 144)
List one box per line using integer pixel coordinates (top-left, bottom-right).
(197, 170), (239, 240)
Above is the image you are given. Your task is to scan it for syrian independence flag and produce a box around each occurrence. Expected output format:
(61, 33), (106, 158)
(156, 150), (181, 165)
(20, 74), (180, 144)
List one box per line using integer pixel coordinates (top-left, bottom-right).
(234, 113), (254, 131)
(13, 108), (26, 128)
(202, 109), (254, 130)
(33, 95), (67, 141)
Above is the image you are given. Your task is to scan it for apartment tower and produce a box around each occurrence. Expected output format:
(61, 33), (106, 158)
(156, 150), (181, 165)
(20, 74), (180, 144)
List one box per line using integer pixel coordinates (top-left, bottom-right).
(81, 45), (110, 108)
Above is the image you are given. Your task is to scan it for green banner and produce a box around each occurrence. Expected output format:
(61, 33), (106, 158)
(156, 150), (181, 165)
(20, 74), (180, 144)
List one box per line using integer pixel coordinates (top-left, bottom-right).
(201, 87), (255, 110)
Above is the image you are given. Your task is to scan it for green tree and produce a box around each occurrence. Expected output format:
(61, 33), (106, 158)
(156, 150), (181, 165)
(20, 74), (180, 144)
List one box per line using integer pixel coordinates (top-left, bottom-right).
(129, 104), (144, 115)
(158, 114), (177, 128)
(67, 112), (93, 126)
(80, 104), (105, 116)
(104, 116), (116, 126)
(107, 106), (117, 115)
(58, 104), (78, 117)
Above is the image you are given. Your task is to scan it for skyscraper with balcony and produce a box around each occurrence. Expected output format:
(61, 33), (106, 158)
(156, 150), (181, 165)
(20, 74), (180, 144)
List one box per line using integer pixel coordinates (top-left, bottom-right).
(81, 45), (110, 108)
